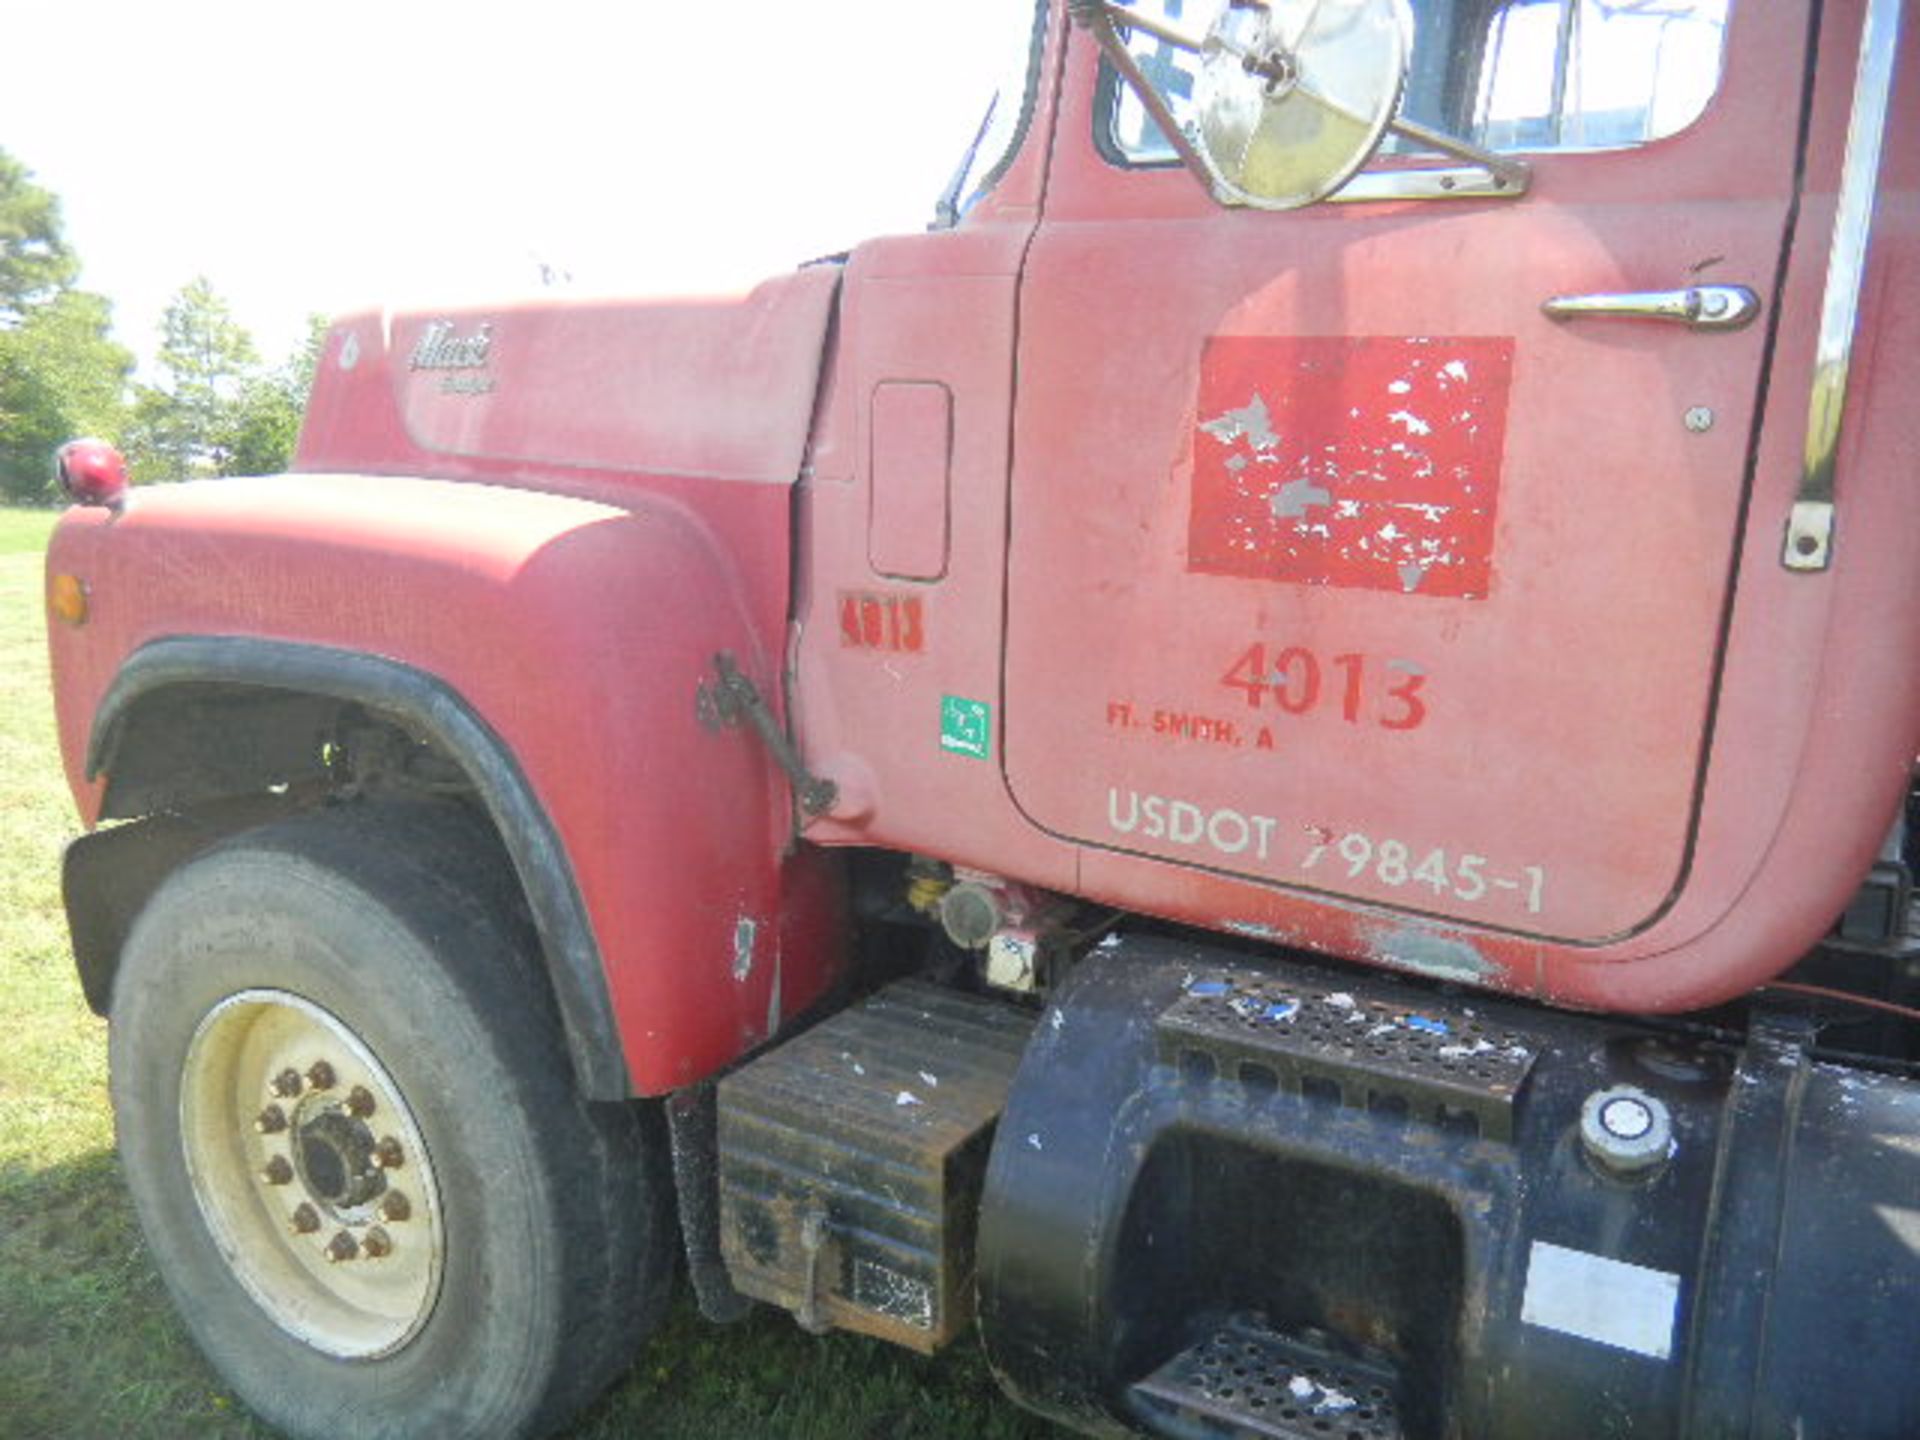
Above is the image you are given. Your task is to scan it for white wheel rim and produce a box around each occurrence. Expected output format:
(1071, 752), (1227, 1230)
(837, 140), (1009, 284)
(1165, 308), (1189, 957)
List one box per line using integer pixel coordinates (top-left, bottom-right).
(179, 989), (445, 1358)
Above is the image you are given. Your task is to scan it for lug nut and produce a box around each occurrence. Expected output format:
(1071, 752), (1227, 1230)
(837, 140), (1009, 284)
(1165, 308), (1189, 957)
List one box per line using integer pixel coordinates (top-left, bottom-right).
(270, 1068), (304, 1099)
(345, 1086), (376, 1119)
(379, 1190), (411, 1223)
(325, 1230), (360, 1264)
(254, 1104), (288, 1134)
(373, 1136), (404, 1170)
(305, 1060), (336, 1091)
(362, 1226), (393, 1259)
(260, 1156), (294, 1186)
(290, 1203), (321, 1235)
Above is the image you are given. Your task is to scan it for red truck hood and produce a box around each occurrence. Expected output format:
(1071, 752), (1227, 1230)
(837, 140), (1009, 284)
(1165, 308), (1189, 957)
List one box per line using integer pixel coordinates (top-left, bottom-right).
(296, 265), (843, 489)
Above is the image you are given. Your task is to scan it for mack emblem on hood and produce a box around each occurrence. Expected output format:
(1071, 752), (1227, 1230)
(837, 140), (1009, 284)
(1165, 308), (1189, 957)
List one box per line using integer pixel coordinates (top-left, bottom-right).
(409, 320), (495, 394)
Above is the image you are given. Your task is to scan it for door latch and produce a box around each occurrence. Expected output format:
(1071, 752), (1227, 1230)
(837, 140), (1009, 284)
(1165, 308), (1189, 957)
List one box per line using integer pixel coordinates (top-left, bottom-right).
(1541, 285), (1761, 331)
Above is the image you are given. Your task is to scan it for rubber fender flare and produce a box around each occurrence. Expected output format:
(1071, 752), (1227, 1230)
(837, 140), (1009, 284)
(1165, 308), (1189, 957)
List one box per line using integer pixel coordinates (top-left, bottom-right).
(86, 635), (630, 1100)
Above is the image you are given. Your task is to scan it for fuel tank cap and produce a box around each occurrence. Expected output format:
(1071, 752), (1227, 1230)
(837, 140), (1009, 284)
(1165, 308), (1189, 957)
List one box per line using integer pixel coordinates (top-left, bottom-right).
(1579, 1085), (1673, 1177)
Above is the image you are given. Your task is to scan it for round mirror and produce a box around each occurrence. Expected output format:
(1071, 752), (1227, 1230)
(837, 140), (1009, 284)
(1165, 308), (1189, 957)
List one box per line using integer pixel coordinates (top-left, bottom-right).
(1192, 0), (1411, 210)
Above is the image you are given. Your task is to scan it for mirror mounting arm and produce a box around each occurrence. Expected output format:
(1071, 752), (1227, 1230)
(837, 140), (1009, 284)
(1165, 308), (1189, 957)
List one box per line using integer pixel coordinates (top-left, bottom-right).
(1071, 1), (1231, 202)
(1389, 116), (1531, 194)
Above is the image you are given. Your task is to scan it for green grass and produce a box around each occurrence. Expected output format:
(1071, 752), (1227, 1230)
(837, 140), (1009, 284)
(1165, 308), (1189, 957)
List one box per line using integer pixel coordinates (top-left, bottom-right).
(0, 505), (59, 556)
(0, 505), (1055, 1440)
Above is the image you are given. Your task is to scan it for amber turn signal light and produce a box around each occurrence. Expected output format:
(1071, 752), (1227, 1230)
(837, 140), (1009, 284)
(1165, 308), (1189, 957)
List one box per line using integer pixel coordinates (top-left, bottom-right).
(48, 572), (89, 627)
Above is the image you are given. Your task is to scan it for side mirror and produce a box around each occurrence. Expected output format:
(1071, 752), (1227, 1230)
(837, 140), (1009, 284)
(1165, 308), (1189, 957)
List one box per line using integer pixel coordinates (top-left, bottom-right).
(1193, 0), (1408, 209)
(1074, 0), (1528, 209)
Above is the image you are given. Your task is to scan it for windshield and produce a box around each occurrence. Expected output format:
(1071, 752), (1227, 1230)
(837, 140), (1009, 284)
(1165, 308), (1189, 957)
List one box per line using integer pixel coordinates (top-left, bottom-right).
(937, 0), (1051, 224)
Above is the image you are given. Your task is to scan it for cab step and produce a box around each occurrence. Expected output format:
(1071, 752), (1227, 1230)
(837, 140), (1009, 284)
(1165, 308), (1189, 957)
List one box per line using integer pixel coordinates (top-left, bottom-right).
(1126, 1314), (1405, 1440)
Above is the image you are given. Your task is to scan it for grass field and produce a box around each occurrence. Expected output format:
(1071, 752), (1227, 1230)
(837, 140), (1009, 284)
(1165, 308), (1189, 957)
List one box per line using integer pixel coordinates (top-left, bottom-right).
(0, 505), (1053, 1440)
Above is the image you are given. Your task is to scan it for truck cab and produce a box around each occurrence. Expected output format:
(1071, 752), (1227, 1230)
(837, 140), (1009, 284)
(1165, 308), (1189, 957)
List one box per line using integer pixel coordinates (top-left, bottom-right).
(44, 2), (1920, 1437)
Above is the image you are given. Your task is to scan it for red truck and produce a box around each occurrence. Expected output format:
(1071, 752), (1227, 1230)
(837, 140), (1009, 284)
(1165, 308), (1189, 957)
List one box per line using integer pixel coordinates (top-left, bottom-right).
(42, 1), (1920, 1436)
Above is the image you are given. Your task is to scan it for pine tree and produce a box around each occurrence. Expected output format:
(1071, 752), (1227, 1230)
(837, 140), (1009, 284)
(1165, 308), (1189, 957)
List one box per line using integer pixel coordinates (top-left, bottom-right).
(127, 277), (259, 480)
(0, 150), (78, 328)
(0, 149), (128, 500)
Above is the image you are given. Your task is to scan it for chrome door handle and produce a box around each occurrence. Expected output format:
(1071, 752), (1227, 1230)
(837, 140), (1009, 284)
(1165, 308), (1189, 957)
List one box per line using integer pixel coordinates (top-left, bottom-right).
(1541, 284), (1761, 331)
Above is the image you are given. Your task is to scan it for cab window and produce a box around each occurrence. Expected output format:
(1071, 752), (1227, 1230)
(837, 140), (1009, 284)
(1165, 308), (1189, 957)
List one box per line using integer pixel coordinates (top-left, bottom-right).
(1104, 0), (1733, 167)
(1472, 0), (1730, 149)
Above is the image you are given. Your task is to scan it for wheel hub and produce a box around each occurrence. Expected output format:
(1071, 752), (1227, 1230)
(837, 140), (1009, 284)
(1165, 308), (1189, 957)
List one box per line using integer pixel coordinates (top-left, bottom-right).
(295, 1108), (386, 1210)
(179, 989), (444, 1358)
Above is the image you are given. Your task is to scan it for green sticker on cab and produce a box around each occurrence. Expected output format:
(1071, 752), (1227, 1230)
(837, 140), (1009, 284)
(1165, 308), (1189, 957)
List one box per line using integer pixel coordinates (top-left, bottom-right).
(940, 695), (991, 760)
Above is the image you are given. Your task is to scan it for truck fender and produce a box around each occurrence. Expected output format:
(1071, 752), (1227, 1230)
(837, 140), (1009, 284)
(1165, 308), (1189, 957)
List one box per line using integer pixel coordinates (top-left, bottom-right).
(51, 476), (842, 1097)
(83, 638), (632, 1099)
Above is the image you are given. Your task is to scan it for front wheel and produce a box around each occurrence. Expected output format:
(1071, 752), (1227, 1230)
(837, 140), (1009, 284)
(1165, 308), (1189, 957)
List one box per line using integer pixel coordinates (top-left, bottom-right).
(109, 802), (673, 1440)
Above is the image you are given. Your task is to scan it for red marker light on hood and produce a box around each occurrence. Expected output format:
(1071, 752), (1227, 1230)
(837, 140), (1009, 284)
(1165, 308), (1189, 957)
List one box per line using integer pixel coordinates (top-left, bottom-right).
(55, 438), (129, 511)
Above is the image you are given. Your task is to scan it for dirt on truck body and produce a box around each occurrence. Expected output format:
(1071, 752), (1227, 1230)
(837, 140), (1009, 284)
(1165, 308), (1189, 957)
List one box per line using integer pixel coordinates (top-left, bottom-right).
(43, 2), (1920, 1437)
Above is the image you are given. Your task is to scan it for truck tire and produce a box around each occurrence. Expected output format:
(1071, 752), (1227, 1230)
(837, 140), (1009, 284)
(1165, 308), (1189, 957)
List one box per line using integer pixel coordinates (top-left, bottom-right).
(107, 801), (673, 1440)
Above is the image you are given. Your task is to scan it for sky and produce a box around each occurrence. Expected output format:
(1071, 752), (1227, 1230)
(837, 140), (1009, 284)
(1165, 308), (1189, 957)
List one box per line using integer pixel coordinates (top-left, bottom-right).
(0, 0), (1037, 374)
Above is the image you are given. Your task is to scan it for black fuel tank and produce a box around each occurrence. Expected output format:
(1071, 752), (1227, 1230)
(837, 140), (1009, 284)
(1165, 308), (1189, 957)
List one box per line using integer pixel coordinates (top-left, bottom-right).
(975, 936), (1920, 1440)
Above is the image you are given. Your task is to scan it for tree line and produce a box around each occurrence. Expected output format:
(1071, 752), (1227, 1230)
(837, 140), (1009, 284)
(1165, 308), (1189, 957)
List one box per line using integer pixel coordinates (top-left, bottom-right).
(0, 148), (323, 504)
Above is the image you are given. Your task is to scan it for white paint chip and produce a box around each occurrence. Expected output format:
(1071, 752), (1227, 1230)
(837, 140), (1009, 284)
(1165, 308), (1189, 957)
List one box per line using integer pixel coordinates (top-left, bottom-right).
(1199, 393), (1279, 450)
(1521, 1240), (1679, 1360)
(1315, 1386), (1356, 1415)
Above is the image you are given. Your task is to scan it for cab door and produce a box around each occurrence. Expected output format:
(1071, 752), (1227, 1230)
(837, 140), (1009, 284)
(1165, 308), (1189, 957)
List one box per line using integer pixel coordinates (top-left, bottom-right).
(1002, 0), (1810, 942)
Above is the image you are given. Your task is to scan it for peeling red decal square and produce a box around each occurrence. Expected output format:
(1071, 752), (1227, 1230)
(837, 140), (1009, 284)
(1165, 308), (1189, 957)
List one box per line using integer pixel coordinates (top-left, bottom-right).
(1187, 336), (1514, 599)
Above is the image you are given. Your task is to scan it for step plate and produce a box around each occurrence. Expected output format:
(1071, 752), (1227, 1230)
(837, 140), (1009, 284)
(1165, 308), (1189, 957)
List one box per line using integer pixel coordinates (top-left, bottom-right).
(1129, 1315), (1405, 1440)
(1158, 967), (1541, 1140)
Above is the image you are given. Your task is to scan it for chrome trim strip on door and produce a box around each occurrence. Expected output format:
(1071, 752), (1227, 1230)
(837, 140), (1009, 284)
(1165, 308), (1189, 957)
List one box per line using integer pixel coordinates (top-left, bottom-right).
(1783, 0), (1905, 573)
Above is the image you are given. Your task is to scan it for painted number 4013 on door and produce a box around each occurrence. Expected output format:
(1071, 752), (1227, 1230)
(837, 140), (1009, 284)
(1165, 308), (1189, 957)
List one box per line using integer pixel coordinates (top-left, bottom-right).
(1220, 643), (1426, 731)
